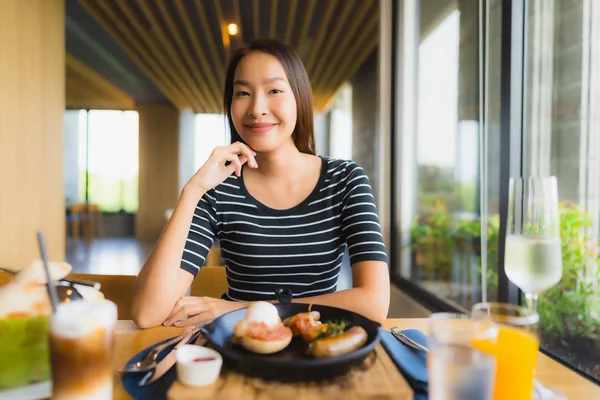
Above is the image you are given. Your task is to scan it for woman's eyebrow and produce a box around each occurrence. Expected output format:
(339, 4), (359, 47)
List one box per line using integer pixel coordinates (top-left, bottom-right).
(233, 77), (287, 86)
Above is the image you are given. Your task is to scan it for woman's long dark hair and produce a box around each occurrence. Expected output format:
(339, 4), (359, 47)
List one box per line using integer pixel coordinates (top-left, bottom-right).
(223, 38), (315, 155)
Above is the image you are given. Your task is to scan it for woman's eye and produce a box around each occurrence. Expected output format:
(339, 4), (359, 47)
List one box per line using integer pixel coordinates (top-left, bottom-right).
(269, 89), (283, 94)
(235, 91), (249, 97)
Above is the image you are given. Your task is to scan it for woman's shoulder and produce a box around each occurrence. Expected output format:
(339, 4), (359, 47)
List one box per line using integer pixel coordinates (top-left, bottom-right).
(320, 156), (366, 181)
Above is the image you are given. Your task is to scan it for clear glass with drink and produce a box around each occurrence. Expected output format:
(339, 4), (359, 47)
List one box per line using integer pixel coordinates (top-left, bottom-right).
(428, 313), (497, 400)
(49, 299), (117, 400)
(429, 312), (498, 348)
(505, 176), (562, 312)
(429, 344), (496, 400)
(471, 302), (540, 400)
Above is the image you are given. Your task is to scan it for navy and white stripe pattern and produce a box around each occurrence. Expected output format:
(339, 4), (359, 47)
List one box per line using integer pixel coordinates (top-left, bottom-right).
(180, 157), (388, 301)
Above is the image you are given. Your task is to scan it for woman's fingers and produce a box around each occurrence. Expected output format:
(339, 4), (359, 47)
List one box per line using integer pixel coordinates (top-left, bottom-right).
(238, 155), (249, 167)
(167, 297), (195, 317)
(187, 141), (258, 194)
(230, 155), (250, 177)
(164, 305), (183, 324)
(222, 153), (243, 176)
(175, 313), (214, 327)
(230, 142), (258, 168)
(162, 297), (242, 327)
(163, 298), (210, 326)
(164, 307), (190, 326)
(163, 310), (185, 326)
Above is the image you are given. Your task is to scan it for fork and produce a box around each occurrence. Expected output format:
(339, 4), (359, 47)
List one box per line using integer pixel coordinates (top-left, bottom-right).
(119, 326), (196, 373)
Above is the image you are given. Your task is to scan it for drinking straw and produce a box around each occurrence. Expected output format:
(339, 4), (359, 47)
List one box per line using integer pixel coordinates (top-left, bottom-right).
(37, 231), (59, 313)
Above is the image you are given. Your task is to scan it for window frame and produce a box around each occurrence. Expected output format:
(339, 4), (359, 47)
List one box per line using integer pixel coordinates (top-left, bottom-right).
(389, 0), (600, 384)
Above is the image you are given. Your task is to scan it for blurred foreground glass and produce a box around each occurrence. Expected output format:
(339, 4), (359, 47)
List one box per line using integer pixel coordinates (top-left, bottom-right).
(428, 313), (498, 400)
(429, 312), (497, 347)
(50, 299), (117, 400)
(429, 344), (495, 400)
(472, 302), (539, 400)
(505, 176), (562, 313)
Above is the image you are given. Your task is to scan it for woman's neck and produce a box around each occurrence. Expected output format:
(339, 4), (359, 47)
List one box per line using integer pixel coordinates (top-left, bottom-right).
(253, 141), (306, 179)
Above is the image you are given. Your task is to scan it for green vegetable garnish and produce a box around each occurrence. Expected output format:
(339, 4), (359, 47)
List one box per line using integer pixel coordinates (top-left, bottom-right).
(313, 319), (350, 340)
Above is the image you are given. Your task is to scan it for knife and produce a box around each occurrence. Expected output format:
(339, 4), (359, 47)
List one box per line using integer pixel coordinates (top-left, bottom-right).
(390, 327), (429, 353)
(138, 326), (206, 386)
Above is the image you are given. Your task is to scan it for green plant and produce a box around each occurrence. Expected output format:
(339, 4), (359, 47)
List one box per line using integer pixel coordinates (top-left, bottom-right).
(409, 199), (453, 243)
(411, 199), (600, 343)
(410, 200), (454, 279)
(455, 216), (500, 296)
(538, 202), (600, 344)
(453, 182), (478, 213)
(409, 198), (501, 289)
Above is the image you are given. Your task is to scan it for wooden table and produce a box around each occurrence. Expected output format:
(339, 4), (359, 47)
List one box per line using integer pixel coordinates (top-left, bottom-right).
(112, 319), (600, 399)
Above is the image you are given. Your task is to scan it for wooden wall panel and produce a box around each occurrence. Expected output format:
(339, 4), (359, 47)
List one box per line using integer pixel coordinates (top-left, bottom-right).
(0, 0), (65, 270)
(136, 104), (180, 239)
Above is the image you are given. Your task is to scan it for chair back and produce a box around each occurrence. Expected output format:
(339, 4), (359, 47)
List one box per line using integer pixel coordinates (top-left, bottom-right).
(2, 267), (228, 320)
(87, 203), (104, 238)
(0, 271), (12, 287)
(67, 268), (227, 320)
(66, 273), (137, 320)
(205, 245), (223, 266)
(68, 203), (87, 215)
(191, 266), (228, 299)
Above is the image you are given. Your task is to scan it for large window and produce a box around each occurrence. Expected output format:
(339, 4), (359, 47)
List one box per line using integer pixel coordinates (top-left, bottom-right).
(523, 0), (600, 382)
(394, 0), (502, 312)
(194, 114), (230, 170)
(64, 109), (139, 213)
(329, 83), (353, 160)
(393, 0), (600, 382)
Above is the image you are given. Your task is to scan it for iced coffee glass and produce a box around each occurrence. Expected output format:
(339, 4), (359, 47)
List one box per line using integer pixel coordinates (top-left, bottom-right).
(50, 299), (117, 400)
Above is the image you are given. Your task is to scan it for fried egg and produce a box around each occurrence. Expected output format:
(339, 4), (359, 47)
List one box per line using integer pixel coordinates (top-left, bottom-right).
(243, 301), (281, 326)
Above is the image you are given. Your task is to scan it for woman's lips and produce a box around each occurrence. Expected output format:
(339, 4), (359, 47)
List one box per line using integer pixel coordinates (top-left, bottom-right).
(245, 123), (277, 134)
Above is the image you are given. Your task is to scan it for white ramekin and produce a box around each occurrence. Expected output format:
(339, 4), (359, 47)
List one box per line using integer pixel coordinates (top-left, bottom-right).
(175, 344), (223, 387)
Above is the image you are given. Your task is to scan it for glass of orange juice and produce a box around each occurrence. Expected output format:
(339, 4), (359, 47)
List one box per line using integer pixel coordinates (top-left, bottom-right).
(471, 302), (540, 400)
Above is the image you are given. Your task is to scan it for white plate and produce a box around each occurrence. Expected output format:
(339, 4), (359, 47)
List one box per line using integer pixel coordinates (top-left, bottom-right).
(0, 381), (51, 400)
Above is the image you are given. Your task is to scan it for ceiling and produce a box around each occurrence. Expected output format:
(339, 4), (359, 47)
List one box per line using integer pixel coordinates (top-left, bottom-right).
(66, 54), (135, 110)
(65, 0), (380, 113)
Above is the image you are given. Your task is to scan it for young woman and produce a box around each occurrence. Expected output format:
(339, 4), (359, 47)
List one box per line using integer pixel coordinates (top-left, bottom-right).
(132, 38), (390, 329)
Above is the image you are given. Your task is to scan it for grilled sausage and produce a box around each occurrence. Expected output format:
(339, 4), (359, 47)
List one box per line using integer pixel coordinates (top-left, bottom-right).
(307, 326), (368, 358)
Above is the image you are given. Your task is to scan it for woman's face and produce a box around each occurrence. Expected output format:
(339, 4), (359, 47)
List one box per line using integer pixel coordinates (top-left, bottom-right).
(230, 51), (297, 153)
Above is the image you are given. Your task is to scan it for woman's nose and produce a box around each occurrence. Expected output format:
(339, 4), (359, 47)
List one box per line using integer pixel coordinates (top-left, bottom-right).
(249, 94), (268, 117)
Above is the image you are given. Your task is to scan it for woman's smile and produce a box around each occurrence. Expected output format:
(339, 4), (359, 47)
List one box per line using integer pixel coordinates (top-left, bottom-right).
(244, 122), (279, 134)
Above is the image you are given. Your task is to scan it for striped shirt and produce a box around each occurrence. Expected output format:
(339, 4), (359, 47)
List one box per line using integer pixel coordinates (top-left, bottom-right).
(180, 156), (388, 301)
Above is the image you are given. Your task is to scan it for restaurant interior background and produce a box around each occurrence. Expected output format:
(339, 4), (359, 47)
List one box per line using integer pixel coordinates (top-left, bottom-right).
(1, 0), (598, 385)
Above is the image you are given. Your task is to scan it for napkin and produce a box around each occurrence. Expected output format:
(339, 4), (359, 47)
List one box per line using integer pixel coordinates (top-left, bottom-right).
(380, 329), (429, 398)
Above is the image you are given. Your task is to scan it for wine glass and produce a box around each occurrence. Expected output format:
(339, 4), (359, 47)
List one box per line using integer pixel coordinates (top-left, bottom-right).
(505, 176), (562, 313)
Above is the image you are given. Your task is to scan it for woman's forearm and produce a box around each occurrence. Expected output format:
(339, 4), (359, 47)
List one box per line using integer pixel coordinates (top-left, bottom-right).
(132, 185), (205, 328)
(291, 287), (390, 324)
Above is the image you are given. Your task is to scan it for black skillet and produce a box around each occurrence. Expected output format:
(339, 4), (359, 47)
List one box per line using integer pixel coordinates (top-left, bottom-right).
(200, 288), (382, 381)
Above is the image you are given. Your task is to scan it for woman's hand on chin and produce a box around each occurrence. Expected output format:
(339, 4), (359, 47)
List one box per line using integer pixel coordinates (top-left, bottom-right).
(186, 142), (258, 195)
(163, 296), (249, 327)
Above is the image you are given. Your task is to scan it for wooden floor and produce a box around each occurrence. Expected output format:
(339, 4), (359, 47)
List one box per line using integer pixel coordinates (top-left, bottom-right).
(66, 237), (155, 275)
(65, 237), (431, 318)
